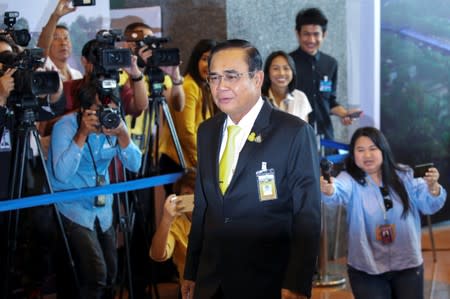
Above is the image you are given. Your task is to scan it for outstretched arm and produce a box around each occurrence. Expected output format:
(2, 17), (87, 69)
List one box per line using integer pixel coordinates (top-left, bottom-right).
(150, 194), (181, 261)
(37, 0), (75, 57)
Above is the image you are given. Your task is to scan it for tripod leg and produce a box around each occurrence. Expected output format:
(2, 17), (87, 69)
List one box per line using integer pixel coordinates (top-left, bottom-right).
(160, 99), (186, 169)
(30, 129), (82, 298)
(3, 125), (30, 299)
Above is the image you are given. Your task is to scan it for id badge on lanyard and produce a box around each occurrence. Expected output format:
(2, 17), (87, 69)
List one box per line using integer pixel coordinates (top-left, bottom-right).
(95, 175), (107, 207)
(319, 75), (332, 92)
(256, 162), (277, 201)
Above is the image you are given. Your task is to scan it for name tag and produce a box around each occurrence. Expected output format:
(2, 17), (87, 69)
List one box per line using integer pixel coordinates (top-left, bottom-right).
(319, 76), (332, 92)
(95, 175), (107, 207)
(0, 128), (11, 152)
(256, 164), (277, 201)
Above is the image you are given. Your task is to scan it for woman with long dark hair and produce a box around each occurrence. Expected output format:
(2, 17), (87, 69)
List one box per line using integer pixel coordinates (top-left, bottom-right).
(159, 39), (217, 171)
(320, 127), (446, 299)
(262, 50), (311, 121)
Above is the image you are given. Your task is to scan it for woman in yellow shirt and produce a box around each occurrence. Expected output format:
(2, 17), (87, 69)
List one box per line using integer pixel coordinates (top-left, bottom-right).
(159, 39), (217, 181)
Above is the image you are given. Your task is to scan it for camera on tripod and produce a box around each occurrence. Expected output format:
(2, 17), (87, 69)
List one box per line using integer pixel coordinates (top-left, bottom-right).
(125, 31), (180, 68)
(0, 48), (60, 110)
(90, 29), (132, 92)
(1, 11), (31, 47)
(125, 31), (180, 96)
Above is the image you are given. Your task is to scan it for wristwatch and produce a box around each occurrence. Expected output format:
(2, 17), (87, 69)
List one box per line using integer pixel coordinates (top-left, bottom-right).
(172, 77), (184, 86)
(131, 72), (144, 82)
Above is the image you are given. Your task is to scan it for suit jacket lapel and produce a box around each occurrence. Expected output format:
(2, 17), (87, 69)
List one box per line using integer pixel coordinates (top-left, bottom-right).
(228, 101), (273, 191)
(211, 113), (227, 194)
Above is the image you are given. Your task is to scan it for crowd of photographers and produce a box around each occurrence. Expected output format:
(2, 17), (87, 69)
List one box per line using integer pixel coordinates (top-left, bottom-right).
(0, 0), (188, 297)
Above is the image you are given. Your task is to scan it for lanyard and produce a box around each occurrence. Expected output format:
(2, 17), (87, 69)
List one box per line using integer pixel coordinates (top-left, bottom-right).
(86, 139), (102, 184)
(366, 178), (390, 221)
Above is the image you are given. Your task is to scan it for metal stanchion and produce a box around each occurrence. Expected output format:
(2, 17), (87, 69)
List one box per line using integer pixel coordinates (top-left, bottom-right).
(332, 205), (343, 260)
(313, 202), (346, 287)
(314, 157), (346, 287)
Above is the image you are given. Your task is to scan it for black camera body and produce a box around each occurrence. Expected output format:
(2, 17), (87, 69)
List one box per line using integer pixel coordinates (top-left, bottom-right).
(97, 106), (121, 129)
(0, 49), (60, 108)
(148, 48), (180, 68)
(72, 0), (96, 6)
(89, 30), (131, 100)
(93, 30), (131, 72)
(126, 33), (180, 68)
(99, 48), (132, 72)
(2, 11), (31, 47)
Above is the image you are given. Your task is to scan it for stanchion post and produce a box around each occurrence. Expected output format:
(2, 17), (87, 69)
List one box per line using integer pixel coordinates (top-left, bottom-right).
(313, 202), (346, 287)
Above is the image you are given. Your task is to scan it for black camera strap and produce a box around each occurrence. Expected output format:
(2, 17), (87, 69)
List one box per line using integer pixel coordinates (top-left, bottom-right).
(86, 139), (105, 187)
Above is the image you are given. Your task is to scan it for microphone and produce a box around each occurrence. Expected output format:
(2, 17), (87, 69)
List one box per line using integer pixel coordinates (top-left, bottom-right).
(320, 158), (333, 183)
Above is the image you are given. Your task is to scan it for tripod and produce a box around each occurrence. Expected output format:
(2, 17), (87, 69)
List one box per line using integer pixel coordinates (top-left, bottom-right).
(119, 66), (187, 299)
(3, 108), (80, 299)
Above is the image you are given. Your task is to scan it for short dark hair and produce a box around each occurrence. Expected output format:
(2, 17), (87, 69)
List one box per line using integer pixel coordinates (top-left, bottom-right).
(0, 35), (19, 53)
(295, 7), (328, 33)
(262, 50), (297, 96)
(208, 39), (262, 73)
(345, 127), (410, 217)
(173, 168), (197, 195)
(81, 39), (99, 62)
(77, 78), (98, 109)
(124, 22), (152, 36)
(56, 24), (69, 32)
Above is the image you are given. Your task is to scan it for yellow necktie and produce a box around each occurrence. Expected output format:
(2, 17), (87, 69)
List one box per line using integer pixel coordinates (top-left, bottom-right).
(219, 125), (242, 194)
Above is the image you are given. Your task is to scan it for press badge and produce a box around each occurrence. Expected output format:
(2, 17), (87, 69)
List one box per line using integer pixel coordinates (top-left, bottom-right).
(95, 175), (107, 207)
(376, 224), (396, 245)
(256, 162), (277, 201)
(0, 128), (11, 152)
(319, 76), (332, 92)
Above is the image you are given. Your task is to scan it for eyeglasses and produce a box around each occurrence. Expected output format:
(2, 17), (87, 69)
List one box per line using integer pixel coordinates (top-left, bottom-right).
(379, 187), (393, 211)
(206, 71), (255, 86)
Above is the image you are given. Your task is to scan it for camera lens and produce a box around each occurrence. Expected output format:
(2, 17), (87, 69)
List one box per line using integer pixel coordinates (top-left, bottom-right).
(98, 107), (121, 129)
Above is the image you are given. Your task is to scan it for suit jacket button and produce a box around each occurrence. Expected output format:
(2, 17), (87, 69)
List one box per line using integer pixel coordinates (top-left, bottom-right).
(224, 217), (232, 223)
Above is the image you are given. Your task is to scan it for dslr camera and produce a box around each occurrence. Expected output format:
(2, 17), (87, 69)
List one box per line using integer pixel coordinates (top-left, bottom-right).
(96, 106), (121, 129)
(125, 31), (180, 68)
(1, 11), (31, 47)
(0, 48), (60, 110)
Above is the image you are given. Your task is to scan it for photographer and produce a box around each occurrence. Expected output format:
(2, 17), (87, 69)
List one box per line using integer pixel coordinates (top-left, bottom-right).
(37, 0), (83, 81)
(124, 22), (185, 112)
(62, 38), (148, 117)
(122, 22), (186, 299)
(0, 33), (64, 297)
(46, 77), (142, 299)
(0, 35), (64, 198)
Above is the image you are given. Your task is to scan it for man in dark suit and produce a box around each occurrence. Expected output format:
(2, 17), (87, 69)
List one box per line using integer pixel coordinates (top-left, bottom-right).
(182, 39), (321, 299)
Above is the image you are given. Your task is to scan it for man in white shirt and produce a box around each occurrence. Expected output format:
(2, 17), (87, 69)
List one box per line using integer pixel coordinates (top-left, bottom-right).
(37, 0), (83, 81)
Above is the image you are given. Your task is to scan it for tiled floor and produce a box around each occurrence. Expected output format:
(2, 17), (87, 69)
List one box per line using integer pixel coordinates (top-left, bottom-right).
(145, 222), (450, 299)
(310, 222), (450, 299)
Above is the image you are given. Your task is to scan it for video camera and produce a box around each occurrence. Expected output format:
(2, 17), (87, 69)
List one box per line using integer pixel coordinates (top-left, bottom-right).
(125, 31), (180, 68)
(89, 29), (131, 93)
(125, 31), (180, 96)
(0, 48), (60, 110)
(84, 29), (131, 129)
(1, 11), (31, 47)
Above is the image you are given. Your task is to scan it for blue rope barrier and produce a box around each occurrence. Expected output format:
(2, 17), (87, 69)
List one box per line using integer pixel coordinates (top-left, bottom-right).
(320, 138), (350, 164)
(0, 172), (183, 212)
(326, 154), (349, 164)
(320, 138), (350, 151)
